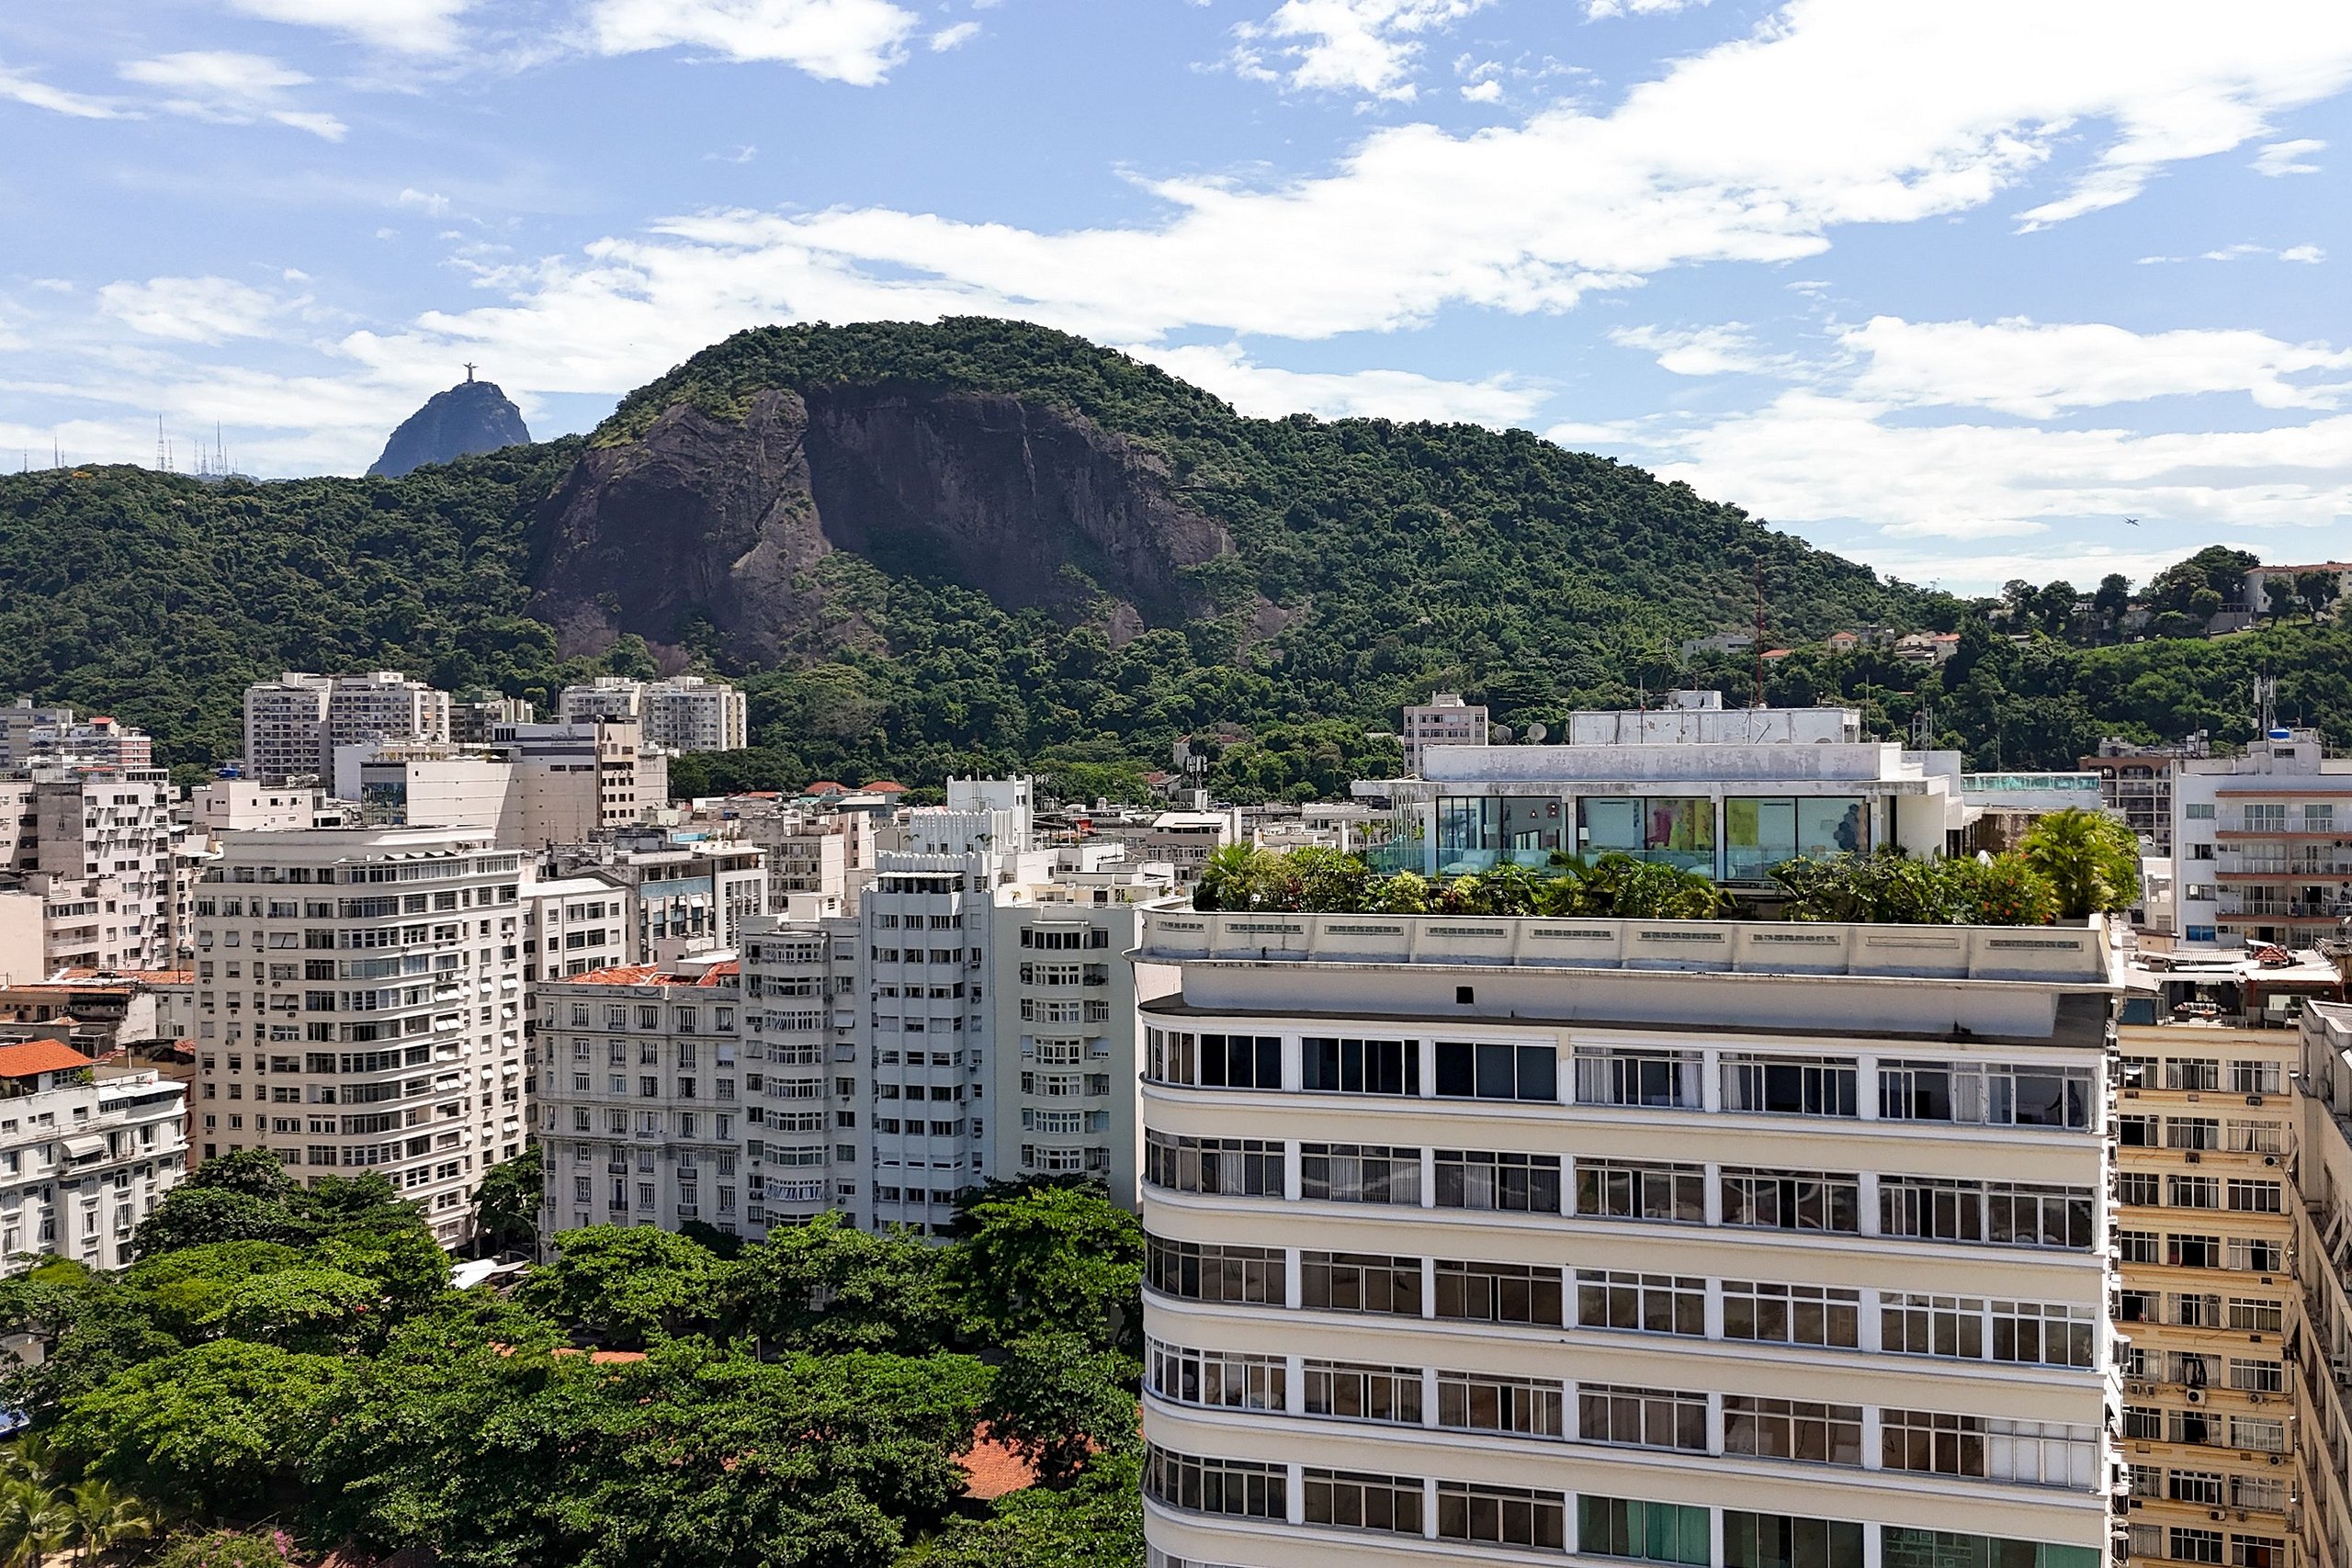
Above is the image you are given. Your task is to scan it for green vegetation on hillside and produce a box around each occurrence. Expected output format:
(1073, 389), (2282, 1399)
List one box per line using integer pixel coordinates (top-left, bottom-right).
(0, 1155), (1145, 1568)
(2, 319), (2346, 793)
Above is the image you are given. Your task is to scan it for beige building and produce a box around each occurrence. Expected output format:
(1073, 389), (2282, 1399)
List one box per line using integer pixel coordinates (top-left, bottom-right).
(243, 671), (451, 784)
(193, 827), (528, 1247)
(1136, 909), (2120, 1568)
(558, 676), (748, 754)
(1, 762), (178, 970)
(1404, 693), (1488, 776)
(2291, 998), (2352, 1568)
(2114, 1016), (2298, 1568)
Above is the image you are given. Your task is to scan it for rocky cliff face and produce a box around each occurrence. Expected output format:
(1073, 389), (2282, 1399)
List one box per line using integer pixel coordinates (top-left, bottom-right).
(528, 383), (1233, 663)
(368, 379), (533, 478)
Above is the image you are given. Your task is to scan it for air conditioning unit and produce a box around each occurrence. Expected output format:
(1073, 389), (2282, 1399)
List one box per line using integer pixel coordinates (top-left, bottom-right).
(2246, 1092), (2267, 1107)
(2186, 1389), (2206, 1404)
(2186, 1150), (2202, 1163)
(2209, 1510), (2226, 1522)
(2264, 1154), (2280, 1167)
(2268, 1455), (2283, 1467)
(2249, 1393), (2267, 1405)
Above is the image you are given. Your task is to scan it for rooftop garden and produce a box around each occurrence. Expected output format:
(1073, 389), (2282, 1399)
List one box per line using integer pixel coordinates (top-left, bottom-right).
(1195, 807), (2140, 928)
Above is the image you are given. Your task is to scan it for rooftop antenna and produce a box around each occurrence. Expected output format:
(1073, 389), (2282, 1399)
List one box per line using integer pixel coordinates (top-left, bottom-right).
(1751, 558), (1769, 710)
(156, 415), (166, 473)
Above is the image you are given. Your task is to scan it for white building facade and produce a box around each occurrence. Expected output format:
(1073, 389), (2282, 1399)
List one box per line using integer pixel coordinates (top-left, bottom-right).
(193, 827), (528, 1247)
(2, 762), (178, 970)
(1136, 909), (2121, 1568)
(243, 672), (452, 784)
(2167, 729), (2352, 950)
(0, 1043), (187, 1274)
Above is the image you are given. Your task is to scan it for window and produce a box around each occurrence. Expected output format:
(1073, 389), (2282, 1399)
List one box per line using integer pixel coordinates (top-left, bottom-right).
(1883, 1409), (1984, 1476)
(1435, 1148), (1561, 1213)
(1723, 1396), (1863, 1466)
(1723, 1280), (1860, 1348)
(2119, 1171), (2161, 1207)
(1304, 1470), (1422, 1536)
(1195, 1032), (1281, 1090)
(1882, 1294), (1984, 1359)
(2227, 1179), (2282, 1213)
(1721, 1055), (1857, 1117)
(1300, 1035), (1419, 1096)
(2229, 1359), (2285, 1394)
(1301, 1144), (1419, 1204)
(1437, 1371), (1563, 1437)
(2117, 1229), (2159, 1265)
(1436, 1259), (1561, 1325)
(1724, 1513), (1864, 1568)
(1577, 1383), (1707, 1450)
(1145, 1238), (1282, 1304)
(2229, 1235), (2284, 1272)
(1577, 1271), (1704, 1337)
(1144, 1448), (1283, 1521)
(2169, 1233), (2223, 1269)
(1989, 1183), (2095, 1248)
(1436, 1483), (1565, 1550)
(1881, 1532), (2100, 1568)
(2230, 1059), (2283, 1095)
(2167, 1117), (2221, 1150)
(2168, 1471), (2226, 1506)
(1991, 1299), (2097, 1368)
(1578, 1496), (1712, 1566)
(2166, 1530), (2223, 1567)
(1143, 1133), (1283, 1197)
(1577, 1160), (1704, 1223)
(1434, 1041), (1555, 1101)
(2228, 1297), (2284, 1334)
(1722, 1168), (1860, 1233)
(1881, 1176), (1983, 1242)
(1304, 1360), (1420, 1424)
(1302, 1252), (1421, 1315)
(1575, 1047), (1702, 1109)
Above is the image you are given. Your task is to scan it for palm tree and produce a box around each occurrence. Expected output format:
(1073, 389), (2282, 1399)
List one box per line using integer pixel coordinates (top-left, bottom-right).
(61, 1480), (154, 1565)
(2020, 807), (2142, 919)
(0, 1475), (71, 1568)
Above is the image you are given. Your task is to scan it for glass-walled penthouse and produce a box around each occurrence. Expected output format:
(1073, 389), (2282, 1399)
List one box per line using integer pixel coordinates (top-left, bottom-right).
(1360, 704), (1967, 883)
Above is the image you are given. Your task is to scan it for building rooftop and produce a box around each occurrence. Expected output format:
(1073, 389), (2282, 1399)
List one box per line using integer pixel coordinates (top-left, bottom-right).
(559, 960), (741, 988)
(0, 1040), (96, 1078)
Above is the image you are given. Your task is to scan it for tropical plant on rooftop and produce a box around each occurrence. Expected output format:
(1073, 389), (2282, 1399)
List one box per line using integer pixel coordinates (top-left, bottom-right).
(2019, 807), (2143, 919)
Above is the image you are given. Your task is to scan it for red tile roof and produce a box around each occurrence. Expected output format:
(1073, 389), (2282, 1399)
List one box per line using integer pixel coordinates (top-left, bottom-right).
(862, 781), (909, 793)
(806, 782), (848, 794)
(958, 1426), (1040, 1500)
(564, 962), (740, 988)
(0, 1041), (96, 1078)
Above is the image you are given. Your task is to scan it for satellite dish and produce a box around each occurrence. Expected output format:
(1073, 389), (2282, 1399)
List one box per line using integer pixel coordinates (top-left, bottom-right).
(1524, 722), (1548, 743)
(1490, 725), (1514, 744)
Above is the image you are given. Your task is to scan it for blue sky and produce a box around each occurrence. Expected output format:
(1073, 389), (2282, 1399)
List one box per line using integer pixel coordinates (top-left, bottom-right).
(3, 0), (2348, 593)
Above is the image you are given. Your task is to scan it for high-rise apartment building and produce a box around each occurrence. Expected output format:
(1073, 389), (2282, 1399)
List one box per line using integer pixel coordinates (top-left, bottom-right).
(1135, 908), (2120, 1568)
(242, 671), (451, 784)
(1, 762), (177, 970)
(0, 703), (153, 771)
(1402, 692), (1488, 777)
(192, 827), (528, 1247)
(2292, 998), (2352, 1568)
(0, 1041), (187, 1275)
(2113, 1015), (2298, 1566)
(557, 676), (748, 754)
(2165, 729), (2352, 951)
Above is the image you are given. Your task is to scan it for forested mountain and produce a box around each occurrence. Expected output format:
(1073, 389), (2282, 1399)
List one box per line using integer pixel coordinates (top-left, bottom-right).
(0, 318), (2343, 796)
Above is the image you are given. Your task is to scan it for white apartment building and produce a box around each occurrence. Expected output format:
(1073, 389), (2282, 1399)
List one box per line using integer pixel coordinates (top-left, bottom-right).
(193, 827), (528, 1247)
(533, 955), (761, 1244)
(243, 671), (451, 784)
(1364, 694), (1966, 884)
(558, 676), (748, 754)
(333, 721), (667, 847)
(557, 830), (767, 962)
(191, 779), (356, 835)
(2111, 1011), (2299, 1568)
(0, 1040), (187, 1274)
(0, 704), (153, 770)
(1405, 694), (1489, 777)
(1136, 908), (2120, 1568)
(2, 763), (177, 970)
(520, 872), (637, 984)
(2166, 729), (2352, 950)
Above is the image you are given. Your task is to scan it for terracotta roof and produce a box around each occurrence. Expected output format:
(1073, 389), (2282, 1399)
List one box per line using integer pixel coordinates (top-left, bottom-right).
(49, 967), (194, 986)
(0, 1041), (96, 1078)
(958, 1426), (1040, 1500)
(806, 782), (847, 794)
(862, 781), (909, 794)
(562, 962), (740, 988)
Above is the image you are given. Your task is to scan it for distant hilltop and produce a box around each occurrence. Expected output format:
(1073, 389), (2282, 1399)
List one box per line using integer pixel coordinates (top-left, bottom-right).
(368, 372), (531, 478)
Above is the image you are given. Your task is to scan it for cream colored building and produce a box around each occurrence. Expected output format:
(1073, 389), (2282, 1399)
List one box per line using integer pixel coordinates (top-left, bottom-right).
(2291, 998), (2352, 1568)
(242, 671), (450, 784)
(192, 827), (528, 1247)
(0, 1041), (187, 1274)
(1136, 910), (2120, 1568)
(2114, 1018), (2298, 1568)
(1404, 693), (1488, 776)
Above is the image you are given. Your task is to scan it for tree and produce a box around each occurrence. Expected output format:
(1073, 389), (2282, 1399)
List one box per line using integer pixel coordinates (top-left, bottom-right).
(944, 1186), (1142, 1354)
(2092, 573), (2132, 637)
(893, 1450), (1145, 1568)
(2266, 579), (2299, 622)
(2297, 569), (2342, 623)
(60, 1478), (156, 1565)
(726, 1213), (956, 1354)
(0, 1477), (69, 1568)
(147, 1531), (293, 1568)
(2020, 807), (2143, 919)
(512, 1225), (728, 1348)
(54, 1341), (351, 1519)
(977, 1335), (1139, 1487)
(471, 1151), (543, 1257)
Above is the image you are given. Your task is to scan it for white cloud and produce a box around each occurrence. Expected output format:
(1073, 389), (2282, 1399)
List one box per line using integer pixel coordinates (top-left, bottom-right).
(929, 21), (980, 51)
(119, 51), (343, 137)
(1609, 323), (1778, 376)
(2282, 243), (2325, 263)
(1843, 316), (2352, 416)
(399, 188), (454, 216)
(1135, 342), (1546, 424)
(1231, 0), (1496, 102)
(222, 0), (473, 55)
(1586, 0), (1711, 17)
(2252, 136), (2324, 175)
(1460, 78), (1501, 102)
(0, 60), (127, 119)
(583, 0), (920, 85)
(96, 277), (286, 344)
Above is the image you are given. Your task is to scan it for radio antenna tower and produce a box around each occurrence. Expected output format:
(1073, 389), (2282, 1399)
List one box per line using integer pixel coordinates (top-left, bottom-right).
(156, 415), (166, 472)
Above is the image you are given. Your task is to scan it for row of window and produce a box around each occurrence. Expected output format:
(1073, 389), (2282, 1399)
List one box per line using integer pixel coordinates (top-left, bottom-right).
(2119, 1056), (2284, 1094)
(2120, 1404), (2286, 1453)
(2121, 1523), (2285, 1568)
(2116, 1230), (2284, 1272)
(1145, 1144), (2097, 1249)
(2125, 1462), (2288, 1513)
(1146, 1031), (2096, 1130)
(1145, 1342), (2098, 1483)
(1142, 1445), (2098, 1567)
(555, 1001), (740, 1033)
(1146, 1241), (2096, 1368)
(2117, 1115), (2282, 1152)
(2116, 1172), (2283, 1213)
